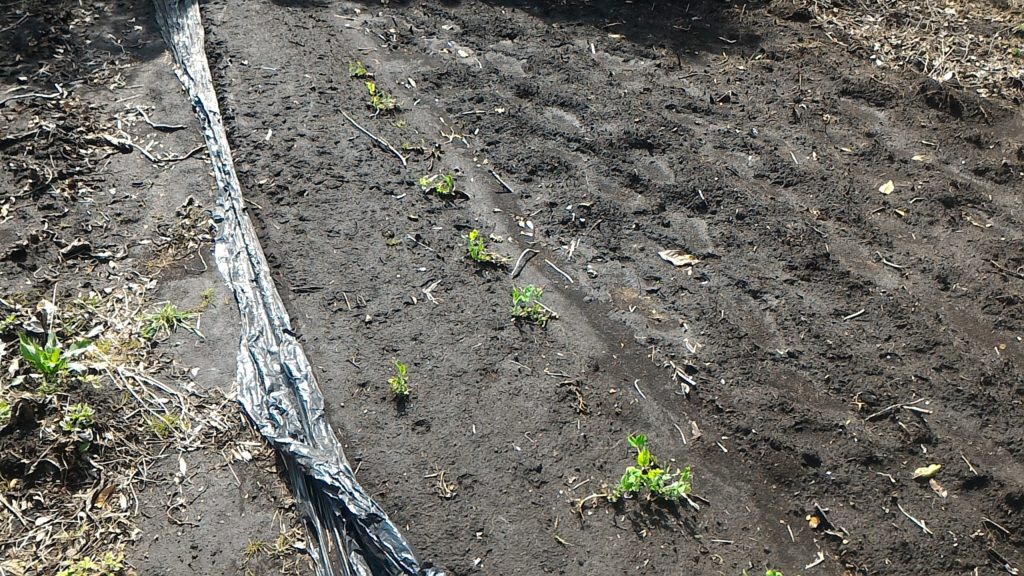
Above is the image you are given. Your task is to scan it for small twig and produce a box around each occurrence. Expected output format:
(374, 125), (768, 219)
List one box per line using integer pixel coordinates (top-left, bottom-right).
(134, 106), (188, 132)
(510, 249), (539, 279)
(983, 517), (1011, 536)
(897, 502), (933, 535)
(0, 493), (28, 528)
(632, 379), (646, 400)
(340, 110), (407, 166)
(843, 308), (866, 321)
(876, 251), (907, 270)
(961, 452), (979, 475)
(489, 169), (516, 194)
(673, 422), (687, 445)
(0, 85), (66, 107)
(866, 398), (928, 421)
(545, 259), (573, 284)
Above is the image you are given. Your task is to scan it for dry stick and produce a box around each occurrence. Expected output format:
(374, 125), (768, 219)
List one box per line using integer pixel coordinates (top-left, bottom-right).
(897, 502), (933, 535)
(960, 452), (979, 475)
(843, 308), (866, 321)
(510, 248), (539, 279)
(134, 106), (188, 131)
(545, 259), (573, 284)
(0, 493), (28, 528)
(340, 110), (407, 166)
(632, 379), (646, 400)
(0, 85), (65, 107)
(865, 398), (928, 421)
(876, 251), (907, 269)
(489, 169), (516, 194)
(673, 422), (687, 445)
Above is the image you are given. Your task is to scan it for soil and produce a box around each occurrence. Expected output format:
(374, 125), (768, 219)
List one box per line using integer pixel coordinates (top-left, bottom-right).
(200, 1), (1024, 574)
(5, 0), (1022, 575)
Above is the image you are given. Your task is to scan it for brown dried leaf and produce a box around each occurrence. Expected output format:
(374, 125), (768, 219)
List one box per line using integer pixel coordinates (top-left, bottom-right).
(929, 478), (948, 498)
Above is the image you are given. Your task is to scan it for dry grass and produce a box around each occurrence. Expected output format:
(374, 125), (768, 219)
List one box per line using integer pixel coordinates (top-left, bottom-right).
(808, 0), (1024, 101)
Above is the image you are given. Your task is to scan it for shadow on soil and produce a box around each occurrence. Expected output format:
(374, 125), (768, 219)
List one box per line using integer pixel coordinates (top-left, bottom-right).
(307, 0), (763, 55)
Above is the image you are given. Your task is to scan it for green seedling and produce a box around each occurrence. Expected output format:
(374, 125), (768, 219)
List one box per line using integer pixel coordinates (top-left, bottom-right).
(61, 403), (95, 432)
(418, 172), (457, 197)
(466, 229), (507, 265)
(388, 361), (410, 398)
(147, 412), (189, 439)
(141, 302), (196, 341)
(511, 285), (552, 325)
(0, 400), (11, 427)
(348, 60), (369, 78)
(609, 434), (692, 502)
(56, 552), (123, 576)
(366, 81), (397, 114)
(766, 571), (784, 576)
(19, 332), (91, 383)
(0, 313), (17, 331)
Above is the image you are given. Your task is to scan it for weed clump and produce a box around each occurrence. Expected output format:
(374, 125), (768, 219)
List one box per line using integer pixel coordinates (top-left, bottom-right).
(140, 302), (197, 341)
(19, 332), (91, 390)
(60, 403), (96, 433)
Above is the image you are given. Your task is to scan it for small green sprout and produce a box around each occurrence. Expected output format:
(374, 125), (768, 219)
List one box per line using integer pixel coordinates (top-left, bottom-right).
(19, 332), (91, 383)
(0, 313), (17, 332)
(147, 413), (189, 439)
(511, 285), (552, 325)
(366, 81), (397, 114)
(388, 361), (410, 398)
(348, 60), (369, 78)
(766, 570), (785, 576)
(0, 400), (11, 427)
(466, 229), (506, 265)
(56, 552), (123, 576)
(418, 172), (457, 197)
(141, 302), (196, 341)
(61, 403), (96, 432)
(609, 434), (692, 502)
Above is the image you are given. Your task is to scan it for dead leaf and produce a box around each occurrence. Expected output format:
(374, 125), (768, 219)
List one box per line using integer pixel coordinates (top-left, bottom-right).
(878, 180), (895, 195)
(659, 250), (700, 267)
(94, 484), (117, 509)
(807, 514), (821, 529)
(911, 154), (931, 162)
(912, 463), (942, 479)
(929, 478), (948, 498)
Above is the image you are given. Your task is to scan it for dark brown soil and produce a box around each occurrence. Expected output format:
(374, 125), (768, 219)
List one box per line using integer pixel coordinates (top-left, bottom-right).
(199, 0), (1024, 574)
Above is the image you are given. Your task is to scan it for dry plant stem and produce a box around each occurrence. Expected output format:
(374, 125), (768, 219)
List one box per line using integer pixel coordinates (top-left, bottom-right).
(510, 249), (539, 279)
(340, 109), (407, 166)
(489, 169), (516, 194)
(134, 106), (189, 131)
(897, 502), (933, 535)
(545, 259), (573, 284)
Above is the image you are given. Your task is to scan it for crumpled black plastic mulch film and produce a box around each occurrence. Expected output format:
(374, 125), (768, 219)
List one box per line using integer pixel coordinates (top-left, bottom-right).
(152, 2), (444, 575)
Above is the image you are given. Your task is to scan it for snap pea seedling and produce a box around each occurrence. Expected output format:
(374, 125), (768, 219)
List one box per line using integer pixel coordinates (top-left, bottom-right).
(389, 361), (410, 398)
(511, 285), (553, 325)
(466, 229), (507, 265)
(610, 434), (692, 501)
(418, 172), (457, 197)
(366, 81), (398, 114)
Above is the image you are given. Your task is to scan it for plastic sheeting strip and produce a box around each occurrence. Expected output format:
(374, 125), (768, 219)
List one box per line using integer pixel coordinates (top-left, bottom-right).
(152, 2), (442, 575)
